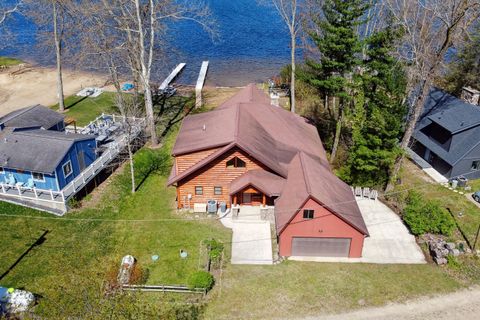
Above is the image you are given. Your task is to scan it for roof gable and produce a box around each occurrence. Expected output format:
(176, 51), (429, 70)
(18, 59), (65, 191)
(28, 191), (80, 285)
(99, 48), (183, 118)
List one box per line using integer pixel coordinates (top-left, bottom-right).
(170, 84), (329, 183)
(0, 105), (64, 130)
(0, 129), (96, 174)
(275, 153), (369, 236)
(229, 169), (285, 197)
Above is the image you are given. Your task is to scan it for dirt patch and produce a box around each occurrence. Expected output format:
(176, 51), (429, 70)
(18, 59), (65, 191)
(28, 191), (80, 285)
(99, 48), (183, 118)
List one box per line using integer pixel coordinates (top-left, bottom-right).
(309, 286), (480, 320)
(403, 159), (436, 183)
(203, 86), (242, 108)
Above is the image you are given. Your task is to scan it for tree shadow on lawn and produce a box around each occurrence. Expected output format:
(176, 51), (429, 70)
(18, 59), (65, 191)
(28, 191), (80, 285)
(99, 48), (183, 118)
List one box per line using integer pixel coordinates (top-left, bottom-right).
(65, 96), (89, 110)
(0, 230), (49, 282)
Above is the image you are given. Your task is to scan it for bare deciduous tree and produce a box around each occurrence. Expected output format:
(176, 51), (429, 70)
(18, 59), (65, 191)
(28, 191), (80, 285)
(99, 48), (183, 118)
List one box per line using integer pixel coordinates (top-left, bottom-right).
(385, 0), (480, 191)
(52, 0), (66, 112)
(0, 0), (22, 25)
(25, 0), (72, 112)
(262, 0), (301, 113)
(83, 0), (214, 147)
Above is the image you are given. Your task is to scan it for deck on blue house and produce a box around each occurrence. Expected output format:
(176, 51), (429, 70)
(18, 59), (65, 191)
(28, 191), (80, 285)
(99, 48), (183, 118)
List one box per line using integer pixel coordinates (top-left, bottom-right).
(0, 114), (145, 215)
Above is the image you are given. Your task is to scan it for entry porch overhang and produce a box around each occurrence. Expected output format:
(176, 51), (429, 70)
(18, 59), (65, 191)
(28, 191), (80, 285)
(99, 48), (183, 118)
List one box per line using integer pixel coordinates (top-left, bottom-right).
(229, 169), (285, 199)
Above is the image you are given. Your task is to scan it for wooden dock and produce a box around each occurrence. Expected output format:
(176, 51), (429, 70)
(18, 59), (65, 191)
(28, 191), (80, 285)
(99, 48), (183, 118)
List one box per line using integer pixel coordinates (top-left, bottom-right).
(159, 63), (186, 90)
(195, 61), (209, 107)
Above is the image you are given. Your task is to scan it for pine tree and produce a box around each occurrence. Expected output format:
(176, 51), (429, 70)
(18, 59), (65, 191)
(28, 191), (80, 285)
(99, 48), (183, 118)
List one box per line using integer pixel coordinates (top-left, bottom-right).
(302, 0), (369, 161)
(441, 24), (480, 96)
(340, 26), (407, 187)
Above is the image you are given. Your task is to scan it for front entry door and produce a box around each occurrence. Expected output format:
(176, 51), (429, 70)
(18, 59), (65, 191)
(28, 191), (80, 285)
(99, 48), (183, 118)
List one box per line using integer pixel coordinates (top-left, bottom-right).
(243, 193), (251, 204)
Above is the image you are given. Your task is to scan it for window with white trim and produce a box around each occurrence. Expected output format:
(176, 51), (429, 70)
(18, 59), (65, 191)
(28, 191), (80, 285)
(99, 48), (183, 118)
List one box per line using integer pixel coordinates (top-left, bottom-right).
(32, 172), (45, 182)
(303, 209), (314, 220)
(63, 161), (73, 178)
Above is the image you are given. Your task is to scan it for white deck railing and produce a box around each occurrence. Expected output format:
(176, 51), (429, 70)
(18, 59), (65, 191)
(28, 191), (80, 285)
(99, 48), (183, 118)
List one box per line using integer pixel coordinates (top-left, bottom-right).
(0, 114), (146, 205)
(0, 183), (65, 204)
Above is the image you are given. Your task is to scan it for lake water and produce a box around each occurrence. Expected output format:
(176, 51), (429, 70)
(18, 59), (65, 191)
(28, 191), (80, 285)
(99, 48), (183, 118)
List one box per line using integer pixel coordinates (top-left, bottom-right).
(1, 0), (292, 86)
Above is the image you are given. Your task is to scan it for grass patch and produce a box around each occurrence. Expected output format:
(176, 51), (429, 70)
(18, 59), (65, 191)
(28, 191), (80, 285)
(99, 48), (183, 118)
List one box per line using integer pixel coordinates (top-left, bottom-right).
(0, 56), (22, 67)
(393, 160), (480, 246)
(50, 93), (117, 126)
(204, 262), (461, 319)
(0, 125), (230, 318)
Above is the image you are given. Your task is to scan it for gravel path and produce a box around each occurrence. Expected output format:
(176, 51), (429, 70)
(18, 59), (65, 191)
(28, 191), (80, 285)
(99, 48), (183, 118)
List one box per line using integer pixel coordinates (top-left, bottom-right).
(303, 286), (480, 320)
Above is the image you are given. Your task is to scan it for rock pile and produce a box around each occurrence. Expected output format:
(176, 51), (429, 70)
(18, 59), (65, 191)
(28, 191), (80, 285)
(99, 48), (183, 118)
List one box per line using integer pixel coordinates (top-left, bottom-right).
(422, 234), (471, 265)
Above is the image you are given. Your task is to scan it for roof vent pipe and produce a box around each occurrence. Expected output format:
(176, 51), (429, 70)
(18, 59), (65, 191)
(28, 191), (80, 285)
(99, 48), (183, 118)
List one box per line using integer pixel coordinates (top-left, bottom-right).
(202, 124), (206, 131)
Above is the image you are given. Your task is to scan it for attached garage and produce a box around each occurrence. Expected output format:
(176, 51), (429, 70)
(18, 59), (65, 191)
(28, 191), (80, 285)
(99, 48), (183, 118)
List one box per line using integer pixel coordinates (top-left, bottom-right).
(291, 237), (351, 257)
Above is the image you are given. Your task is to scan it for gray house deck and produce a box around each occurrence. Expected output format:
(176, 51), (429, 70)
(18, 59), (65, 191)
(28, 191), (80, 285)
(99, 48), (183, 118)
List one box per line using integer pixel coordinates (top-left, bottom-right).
(0, 114), (145, 215)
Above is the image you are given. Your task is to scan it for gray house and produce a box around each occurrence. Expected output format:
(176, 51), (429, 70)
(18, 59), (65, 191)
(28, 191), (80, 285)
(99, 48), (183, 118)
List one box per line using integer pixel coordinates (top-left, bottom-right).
(412, 88), (480, 180)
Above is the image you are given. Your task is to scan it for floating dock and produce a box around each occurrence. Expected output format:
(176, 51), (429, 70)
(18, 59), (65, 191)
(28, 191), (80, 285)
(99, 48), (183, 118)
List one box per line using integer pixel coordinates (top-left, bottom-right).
(159, 63), (186, 90)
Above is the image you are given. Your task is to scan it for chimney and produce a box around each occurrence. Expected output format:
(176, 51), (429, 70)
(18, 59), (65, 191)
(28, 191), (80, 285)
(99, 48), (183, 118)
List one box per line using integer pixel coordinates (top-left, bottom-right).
(270, 92), (280, 107)
(461, 86), (480, 106)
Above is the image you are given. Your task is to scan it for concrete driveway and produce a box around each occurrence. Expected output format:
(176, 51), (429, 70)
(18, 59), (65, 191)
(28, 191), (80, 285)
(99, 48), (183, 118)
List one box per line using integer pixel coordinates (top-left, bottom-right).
(220, 209), (273, 265)
(356, 198), (426, 264)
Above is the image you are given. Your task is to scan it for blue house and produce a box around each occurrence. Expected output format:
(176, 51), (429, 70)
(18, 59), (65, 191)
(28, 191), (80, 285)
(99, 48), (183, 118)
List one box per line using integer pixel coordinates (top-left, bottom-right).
(0, 106), (97, 191)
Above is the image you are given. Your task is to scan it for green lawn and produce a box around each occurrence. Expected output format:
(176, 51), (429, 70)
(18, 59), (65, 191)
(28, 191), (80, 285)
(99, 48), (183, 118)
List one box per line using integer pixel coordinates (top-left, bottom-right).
(0, 127), (230, 318)
(394, 160), (480, 247)
(0, 56), (22, 67)
(202, 158), (480, 319)
(204, 262), (460, 319)
(50, 93), (117, 126)
(3, 92), (480, 318)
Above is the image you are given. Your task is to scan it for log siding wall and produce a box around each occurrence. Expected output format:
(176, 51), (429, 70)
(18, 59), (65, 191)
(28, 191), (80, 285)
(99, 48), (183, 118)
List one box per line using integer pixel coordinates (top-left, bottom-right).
(175, 147), (220, 175)
(176, 147), (271, 208)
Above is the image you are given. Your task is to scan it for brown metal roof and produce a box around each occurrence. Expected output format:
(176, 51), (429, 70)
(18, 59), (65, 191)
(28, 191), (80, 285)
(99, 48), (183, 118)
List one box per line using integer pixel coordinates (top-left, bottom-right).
(275, 153), (369, 236)
(169, 84), (328, 183)
(229, 169), (286, 197)
(169, 84), (368, 236)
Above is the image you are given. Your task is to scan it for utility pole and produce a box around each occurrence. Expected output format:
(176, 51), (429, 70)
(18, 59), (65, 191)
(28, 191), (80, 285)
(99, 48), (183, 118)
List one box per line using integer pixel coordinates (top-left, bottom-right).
(473, 223), (480, 252)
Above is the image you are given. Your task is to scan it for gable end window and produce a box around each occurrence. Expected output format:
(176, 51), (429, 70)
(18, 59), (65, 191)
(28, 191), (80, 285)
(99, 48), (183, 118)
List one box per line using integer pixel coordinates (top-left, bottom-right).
(303, 209), (314, 220)
(214, 186), (222, 195)
(472, 161), (480, 171)
(195, 186), (203, 195)
(63, 161), (73, 178)
(226, 157), (246, 168)
(32, 172), (45, 182)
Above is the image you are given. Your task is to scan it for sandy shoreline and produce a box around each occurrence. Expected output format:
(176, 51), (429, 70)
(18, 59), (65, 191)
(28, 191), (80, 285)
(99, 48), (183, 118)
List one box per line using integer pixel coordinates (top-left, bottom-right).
(0, 63), (251, 117)
(0, 65), (108, 117)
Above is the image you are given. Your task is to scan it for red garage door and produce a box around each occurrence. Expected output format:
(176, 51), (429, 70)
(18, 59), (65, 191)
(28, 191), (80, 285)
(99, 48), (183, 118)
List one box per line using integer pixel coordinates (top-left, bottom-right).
(291, 237), (351, 257)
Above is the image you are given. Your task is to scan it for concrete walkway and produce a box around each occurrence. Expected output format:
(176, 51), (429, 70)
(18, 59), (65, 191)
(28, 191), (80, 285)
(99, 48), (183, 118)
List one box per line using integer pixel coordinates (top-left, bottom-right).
(219, 208), (273, 265)
(290, 198), (426, 264)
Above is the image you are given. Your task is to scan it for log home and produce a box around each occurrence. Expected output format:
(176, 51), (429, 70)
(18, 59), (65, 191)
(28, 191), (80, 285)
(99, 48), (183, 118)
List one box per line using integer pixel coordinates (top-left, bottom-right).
(168, 84), (369, 258)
